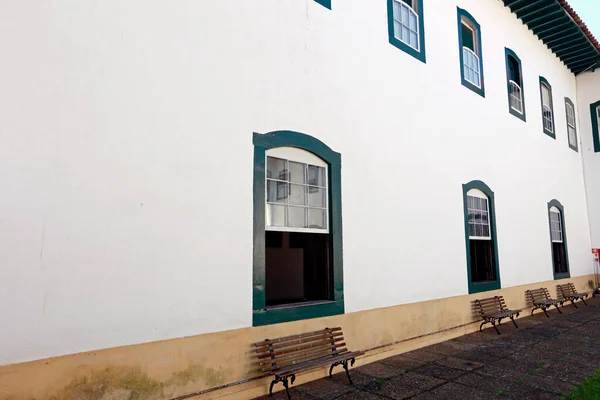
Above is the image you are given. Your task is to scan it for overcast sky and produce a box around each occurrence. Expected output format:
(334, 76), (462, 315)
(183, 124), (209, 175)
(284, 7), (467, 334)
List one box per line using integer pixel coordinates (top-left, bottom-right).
(566, 0), (600, 38)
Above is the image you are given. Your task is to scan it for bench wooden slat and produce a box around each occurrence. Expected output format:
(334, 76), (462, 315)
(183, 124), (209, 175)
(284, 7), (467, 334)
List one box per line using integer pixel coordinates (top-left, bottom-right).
(275, 350), (364, 376)
(259, 342), (348, 367)
(255, 331), (343, 355)
(261, 348), (350, 373)
(474, 296), (521, 334)
(257, 337), (345, 360)
(254, 327), (342, 348)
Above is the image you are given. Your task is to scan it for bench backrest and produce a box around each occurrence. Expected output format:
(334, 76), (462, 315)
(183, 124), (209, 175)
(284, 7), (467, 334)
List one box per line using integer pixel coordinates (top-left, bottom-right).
(474, 296), (507, 317)
(557, 283), (578, 298)
(526, 288), (551, 304)
(254, 327), (348, 374)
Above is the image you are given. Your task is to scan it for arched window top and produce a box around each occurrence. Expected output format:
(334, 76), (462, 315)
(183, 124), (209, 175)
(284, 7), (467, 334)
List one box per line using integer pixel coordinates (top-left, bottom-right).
(253, 130), (340, 167)
(467, 188), (488, 199)
(463, 180), (495, 199)
(550, 206), (560, 214)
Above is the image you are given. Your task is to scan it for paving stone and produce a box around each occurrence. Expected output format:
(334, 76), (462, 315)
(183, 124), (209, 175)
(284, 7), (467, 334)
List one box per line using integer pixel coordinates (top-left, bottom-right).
(254, 388), (318, 400)
(455, 349), (502, 364)
(402, 349), (445, 363)
(436, 357), (483, 371)
(362, 377), (423, 400)
(543, 361), (598, 384)
(295, 376), (354, 398)
(476, 364), (532, 382)
(423, 342), (466, 356)
(456, 372), (512, 393)
(497, 383), (561, 399)
(331, 370), (376, 388)
(416, 382), (491, 400)
(391, 371), (445, 391)
(521, 375), (575, 395)
(479, 342), (526, 357)
(356, 361), (404, 379)
(378, 354), (426, 371)
(413, 363), (466, 380)
(333, 389), (389, 399)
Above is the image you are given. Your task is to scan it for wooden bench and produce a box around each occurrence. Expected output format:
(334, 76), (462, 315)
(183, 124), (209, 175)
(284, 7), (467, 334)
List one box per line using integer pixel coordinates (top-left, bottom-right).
(474, 296), (521, 335)
(254, 327), (364, 399)
(557, 283), (589, 308)
(526, 287), (562, 317)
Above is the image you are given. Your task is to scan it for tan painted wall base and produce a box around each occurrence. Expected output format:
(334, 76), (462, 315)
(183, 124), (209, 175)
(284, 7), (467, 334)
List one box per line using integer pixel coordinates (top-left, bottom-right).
(1, 275), (596, 400)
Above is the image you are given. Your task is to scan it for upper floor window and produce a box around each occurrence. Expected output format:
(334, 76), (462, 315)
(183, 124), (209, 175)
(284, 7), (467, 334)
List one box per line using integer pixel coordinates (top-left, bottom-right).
(457, 8), (484, 97)
(462, 181), (500, 294)
(253, 131), (344, 326)
(387, 0), (426, 63)
(590, 100), (600, 153)
(548, 200), (569, 280)
(565, 98), (577, 152)
(314, 0), (331, 9)
(505, 48), (525, 121)
(539, 77), (555, 138)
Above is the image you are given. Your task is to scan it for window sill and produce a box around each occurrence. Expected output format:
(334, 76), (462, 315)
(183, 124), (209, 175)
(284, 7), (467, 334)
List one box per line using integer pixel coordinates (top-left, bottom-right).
(469, 280), (501, 294)
(461, 79), (485, 98)
(253, 300), (344, 326)
(543, 128), (556, 139)
(554, 272), (571, 280)
(509, 107), (526, 122)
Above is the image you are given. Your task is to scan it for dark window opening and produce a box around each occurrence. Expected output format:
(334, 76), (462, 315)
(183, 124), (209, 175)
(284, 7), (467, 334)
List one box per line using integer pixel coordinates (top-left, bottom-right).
(402, 0), (414, 9)
(265, 231), (332, 307)
(508, 55), (521, 85)
(461, 22), (475, 52)
(552, 242), (567, 274)
(470, 239), (496, 283)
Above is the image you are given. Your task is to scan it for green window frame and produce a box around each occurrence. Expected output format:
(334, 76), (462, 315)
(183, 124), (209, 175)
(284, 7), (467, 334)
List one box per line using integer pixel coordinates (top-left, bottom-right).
(565, 97), (578, 152)
(505, 48), (526, 121)
(253, 130), (344, 326)
(548, 200), (570, 280)
(462, 180), (501, 294)
(457, 8), (485, 97)
(590, 99), (600, 153)
(539, 76), (556, 139)
(315, 0), (331, 9)
(387, 0), (426, 63)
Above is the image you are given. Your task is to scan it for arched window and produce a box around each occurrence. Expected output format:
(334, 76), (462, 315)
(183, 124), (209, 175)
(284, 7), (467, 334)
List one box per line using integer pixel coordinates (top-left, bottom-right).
(457, 8), (485, 97)
(253, 130), (344, 326)
(505, 48), (525, 121)
(462, 181), (500, 294)
(539, 77), (555, 138)
(548, 200), (570, 279)
(565, 98), (577, 152)
(589, 100), (600, 153)
(387, 0), (426, 63)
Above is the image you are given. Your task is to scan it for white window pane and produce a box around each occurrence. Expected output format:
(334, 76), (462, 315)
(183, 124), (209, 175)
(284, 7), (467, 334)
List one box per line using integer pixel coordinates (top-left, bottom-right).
(410, 32), (418, 48)
(469, 224), (476, 237)
(308, 209), (326, 230)
(409, 12), (417, 30)
(308, 165), (326, 187)
(266, 204), (286, 227)
(288, 184), (306, 206)
(308, 187), (326, 207)
(394, 21), (401, 38)
(267, 180), (286, 203)
(402, 26), (409, 41)
(267, 157), (287, 180)
(482, 225), (490, 237)
(393, 2), (399, 19)
(288, 207), (306, 228)
(401, 6), (408, 25)
(288, 162), (305, 184)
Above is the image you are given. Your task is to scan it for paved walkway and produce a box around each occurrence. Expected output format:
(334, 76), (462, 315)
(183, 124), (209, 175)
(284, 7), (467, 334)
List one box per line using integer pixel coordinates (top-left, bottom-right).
(256, 297), (600, 400)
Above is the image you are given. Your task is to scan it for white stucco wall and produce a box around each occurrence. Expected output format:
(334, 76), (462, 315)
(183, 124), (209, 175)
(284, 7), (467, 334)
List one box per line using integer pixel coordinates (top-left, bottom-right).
(576, 70), (600, 249)
(0, 0), (594, 364)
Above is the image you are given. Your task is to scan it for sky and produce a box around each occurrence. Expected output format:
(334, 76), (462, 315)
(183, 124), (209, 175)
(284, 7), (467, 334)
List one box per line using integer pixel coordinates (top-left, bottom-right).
(566, 0), (600, 39)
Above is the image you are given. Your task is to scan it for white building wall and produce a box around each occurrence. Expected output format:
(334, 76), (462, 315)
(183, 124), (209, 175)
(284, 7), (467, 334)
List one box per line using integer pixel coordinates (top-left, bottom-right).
(0, 0), (593, 364)
(576, 70), (600, 249)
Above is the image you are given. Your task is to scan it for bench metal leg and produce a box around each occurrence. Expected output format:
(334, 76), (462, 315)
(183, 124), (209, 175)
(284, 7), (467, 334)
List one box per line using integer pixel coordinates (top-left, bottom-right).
(491, 320), (500, 335)
(282, 377), (291, 400)
(581, 296), (588, 306)
(542, 306), (550, 318)
(571, 299), (578, 309)
(555, 304), (562, 314)
(329, 361), (342, 378)
(342, 360), (353, 385)
(479, 321), (486, 332)
(510, 315), (519, 328)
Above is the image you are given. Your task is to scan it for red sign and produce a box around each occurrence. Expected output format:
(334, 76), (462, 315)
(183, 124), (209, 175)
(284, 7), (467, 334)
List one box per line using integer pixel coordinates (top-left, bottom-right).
(593, 249), (600, 260)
